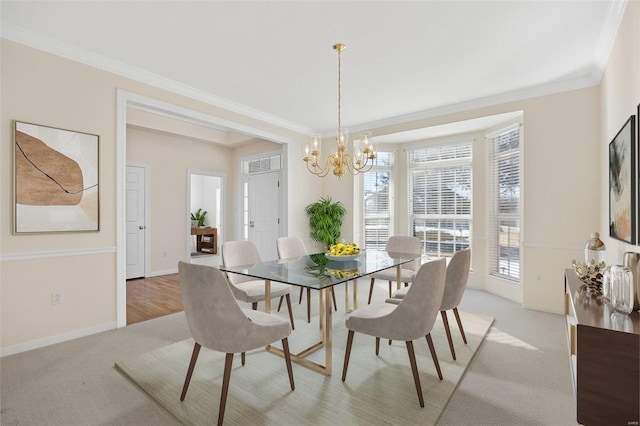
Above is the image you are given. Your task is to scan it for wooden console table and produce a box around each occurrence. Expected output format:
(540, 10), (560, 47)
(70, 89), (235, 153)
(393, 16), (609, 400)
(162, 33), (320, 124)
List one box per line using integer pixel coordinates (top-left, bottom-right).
(564, 269), (639, 426)
(191, 227), (217, 254)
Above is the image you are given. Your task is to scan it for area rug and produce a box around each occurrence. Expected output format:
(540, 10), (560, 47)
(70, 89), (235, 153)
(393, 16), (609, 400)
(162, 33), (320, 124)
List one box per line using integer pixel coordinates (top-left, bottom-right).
(116, 310), (493, 425)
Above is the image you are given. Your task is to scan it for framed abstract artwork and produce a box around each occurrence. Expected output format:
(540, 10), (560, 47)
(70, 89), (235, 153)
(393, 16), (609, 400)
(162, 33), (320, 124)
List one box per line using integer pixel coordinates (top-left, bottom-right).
(609, 115), (636, 244)
(13, 121), (99, 233)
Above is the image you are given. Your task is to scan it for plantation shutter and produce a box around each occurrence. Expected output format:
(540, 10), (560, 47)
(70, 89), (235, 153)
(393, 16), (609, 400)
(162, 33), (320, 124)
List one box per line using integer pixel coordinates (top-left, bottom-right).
(363, 152), (393, 250)
(409, 142), (472, 257)
(488, 125), (521, 280)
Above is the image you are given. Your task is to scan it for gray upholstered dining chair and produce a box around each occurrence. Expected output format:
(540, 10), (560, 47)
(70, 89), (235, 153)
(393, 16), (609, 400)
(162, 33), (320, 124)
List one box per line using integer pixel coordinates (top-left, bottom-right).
(342, 258), (446, 408)
(390, 248), (471, 360)
(222, 240), (295, 330)
(367, 235), (422, 304)
(177, 262), (295, 426)
(276, 236), (337, 323)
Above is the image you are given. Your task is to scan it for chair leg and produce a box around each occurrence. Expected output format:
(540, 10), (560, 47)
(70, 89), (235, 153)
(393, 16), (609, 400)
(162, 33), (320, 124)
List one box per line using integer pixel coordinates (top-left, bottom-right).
(406, 341), (424, 408)
(425, 333), (443, 380)
(218, 353), (234, 426)
(306, 288), (311, 323)
(342, 330), (355, 381)
(388, 281), (392, 298)
(241, 352), (245, 366)
(375, 337), (380, 356)
(285, 294), (295, 330)
(368, 277), (375, 304)
(331, 287), (338, 311)
(282, 337), (295, 390)
(441, 310), (456, 360)
(180, 342), (201, 401)
(252, 302), (258, 310)
(277, 296), (284, 312)
(298, 287), (304, 304)
(453, 307), (468, 344)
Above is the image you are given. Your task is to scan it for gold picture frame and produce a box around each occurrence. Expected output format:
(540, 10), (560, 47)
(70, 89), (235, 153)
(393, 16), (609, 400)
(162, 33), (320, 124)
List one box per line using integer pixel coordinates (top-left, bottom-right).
(13, 121), (99, 233)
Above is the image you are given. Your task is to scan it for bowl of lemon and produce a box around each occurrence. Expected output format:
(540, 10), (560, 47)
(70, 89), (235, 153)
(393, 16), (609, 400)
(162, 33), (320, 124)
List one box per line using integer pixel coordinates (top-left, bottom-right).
(326, 242), (361, 261)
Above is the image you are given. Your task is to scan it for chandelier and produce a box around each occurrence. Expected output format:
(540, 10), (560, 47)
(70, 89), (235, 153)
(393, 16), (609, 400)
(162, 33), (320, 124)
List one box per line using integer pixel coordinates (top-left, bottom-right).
(303, 43), (376, 178)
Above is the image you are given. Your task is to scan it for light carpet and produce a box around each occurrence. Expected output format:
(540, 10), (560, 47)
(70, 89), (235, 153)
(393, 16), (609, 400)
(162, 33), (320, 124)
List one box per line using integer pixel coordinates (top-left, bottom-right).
(116, 310), (493, 425)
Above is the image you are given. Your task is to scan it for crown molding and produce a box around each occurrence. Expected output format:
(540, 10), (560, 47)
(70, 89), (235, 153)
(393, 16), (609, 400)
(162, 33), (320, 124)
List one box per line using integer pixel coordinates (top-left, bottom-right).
(1, 23), (313, 136)
(342, 72), (601, 136)
(591, 0), (628, 82)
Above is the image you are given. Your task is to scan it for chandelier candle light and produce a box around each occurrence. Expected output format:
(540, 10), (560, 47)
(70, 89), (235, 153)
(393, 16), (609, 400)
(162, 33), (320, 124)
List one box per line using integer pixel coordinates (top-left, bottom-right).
(303, 43), (376, 178)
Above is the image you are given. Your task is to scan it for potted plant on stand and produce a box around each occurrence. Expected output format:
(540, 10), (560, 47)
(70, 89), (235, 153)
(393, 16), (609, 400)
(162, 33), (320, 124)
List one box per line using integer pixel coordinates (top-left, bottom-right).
(191, 208), (207, 228)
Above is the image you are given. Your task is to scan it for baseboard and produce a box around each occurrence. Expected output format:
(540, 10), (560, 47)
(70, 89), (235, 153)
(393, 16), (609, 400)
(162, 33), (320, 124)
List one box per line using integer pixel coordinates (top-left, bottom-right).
(147, 268), (178, 277)
(1, 321), (117, 358)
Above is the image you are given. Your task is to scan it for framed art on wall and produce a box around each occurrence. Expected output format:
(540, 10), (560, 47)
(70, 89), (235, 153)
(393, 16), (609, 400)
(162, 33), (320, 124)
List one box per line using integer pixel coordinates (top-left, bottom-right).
(14, 121), (99, 233)
(609, 115), (636, 244)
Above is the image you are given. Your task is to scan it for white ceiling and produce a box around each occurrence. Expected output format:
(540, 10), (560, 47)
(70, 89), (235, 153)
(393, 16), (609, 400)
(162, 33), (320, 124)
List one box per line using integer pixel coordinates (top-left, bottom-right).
(1, 1), (625, 139)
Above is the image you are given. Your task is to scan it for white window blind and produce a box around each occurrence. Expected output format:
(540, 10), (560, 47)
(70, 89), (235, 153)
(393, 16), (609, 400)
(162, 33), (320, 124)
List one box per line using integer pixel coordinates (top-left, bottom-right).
(488, 126), (521, 281)
(409, 142), (472, 257)
(363, 152), (393, 250)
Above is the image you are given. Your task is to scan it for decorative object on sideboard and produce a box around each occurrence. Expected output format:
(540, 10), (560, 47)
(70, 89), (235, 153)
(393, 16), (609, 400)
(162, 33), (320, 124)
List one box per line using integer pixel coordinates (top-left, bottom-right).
(584, 231), (606, 264)
(572, 259), (608, 290)
(609, 264), (634, 315)
(608, 115), (637, 244)
(622, 251), (640, 311)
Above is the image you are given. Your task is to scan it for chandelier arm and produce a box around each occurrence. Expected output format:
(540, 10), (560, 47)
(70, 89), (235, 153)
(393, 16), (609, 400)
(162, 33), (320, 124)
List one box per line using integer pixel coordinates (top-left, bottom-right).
(307, 154), (336, 178)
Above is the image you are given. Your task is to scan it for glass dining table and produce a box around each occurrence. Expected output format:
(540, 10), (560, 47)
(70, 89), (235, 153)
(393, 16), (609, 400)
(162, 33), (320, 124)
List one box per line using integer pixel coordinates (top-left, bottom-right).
(219, 249), (420, 376)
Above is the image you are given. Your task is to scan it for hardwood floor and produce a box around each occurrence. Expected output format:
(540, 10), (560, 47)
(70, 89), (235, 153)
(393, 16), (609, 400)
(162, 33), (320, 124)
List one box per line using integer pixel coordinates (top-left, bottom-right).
(126, 274), (183, 325)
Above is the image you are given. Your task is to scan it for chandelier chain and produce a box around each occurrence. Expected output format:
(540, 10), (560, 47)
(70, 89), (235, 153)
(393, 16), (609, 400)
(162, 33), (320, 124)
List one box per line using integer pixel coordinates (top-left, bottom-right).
(303, 43), (375, 178)
(337, 46), (342, 138)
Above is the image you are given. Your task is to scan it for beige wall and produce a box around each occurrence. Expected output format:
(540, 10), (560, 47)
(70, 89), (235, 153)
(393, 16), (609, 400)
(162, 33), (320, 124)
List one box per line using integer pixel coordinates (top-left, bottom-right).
(600, 1), (640, 264)
(1, 2), (638, 352)
(0, 39), (310, 353)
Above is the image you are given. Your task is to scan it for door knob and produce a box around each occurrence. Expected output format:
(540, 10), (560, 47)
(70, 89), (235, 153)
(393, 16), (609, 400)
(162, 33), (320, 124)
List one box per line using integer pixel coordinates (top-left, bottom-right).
(249, 221), (255, 228)
(139, 225), (145, 230)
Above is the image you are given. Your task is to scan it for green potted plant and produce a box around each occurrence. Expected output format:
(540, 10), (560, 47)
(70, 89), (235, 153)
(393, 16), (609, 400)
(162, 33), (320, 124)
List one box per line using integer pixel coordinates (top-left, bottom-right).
(305, 196), (346, 249)
(190, 208), (207, 227)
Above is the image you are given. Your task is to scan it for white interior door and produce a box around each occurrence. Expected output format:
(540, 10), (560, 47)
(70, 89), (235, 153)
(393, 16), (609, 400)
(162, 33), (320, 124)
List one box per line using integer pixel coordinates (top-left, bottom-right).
(126, 165), (146, 279)
(248, 171), (281, 260)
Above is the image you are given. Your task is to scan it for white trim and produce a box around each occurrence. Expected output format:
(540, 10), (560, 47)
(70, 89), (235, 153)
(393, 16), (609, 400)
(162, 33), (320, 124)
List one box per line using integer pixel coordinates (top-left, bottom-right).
(522, 241), (582, 251)
(116, 91), (127, 328)
(0, 247), (115, 262)
(124, 91), (293, 145)
(1, 24), (312, 136)
(591, 0), (628, 82)
(344, 75), (599, 136)
(1, 321), (116, 357)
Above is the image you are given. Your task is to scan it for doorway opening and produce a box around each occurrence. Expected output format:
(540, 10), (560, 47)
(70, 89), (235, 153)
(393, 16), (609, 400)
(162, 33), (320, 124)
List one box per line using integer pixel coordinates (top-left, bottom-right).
(188, 170), (224, 268)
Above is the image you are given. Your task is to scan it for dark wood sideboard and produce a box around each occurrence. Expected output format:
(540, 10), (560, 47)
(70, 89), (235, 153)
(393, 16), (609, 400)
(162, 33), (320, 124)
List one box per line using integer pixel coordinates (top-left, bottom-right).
(564, 269), (639, 426)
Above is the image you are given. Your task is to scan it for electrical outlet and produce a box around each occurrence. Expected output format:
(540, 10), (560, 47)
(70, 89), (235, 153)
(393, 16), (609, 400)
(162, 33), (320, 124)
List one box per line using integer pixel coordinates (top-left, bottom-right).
(52, 291), (63, 305)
